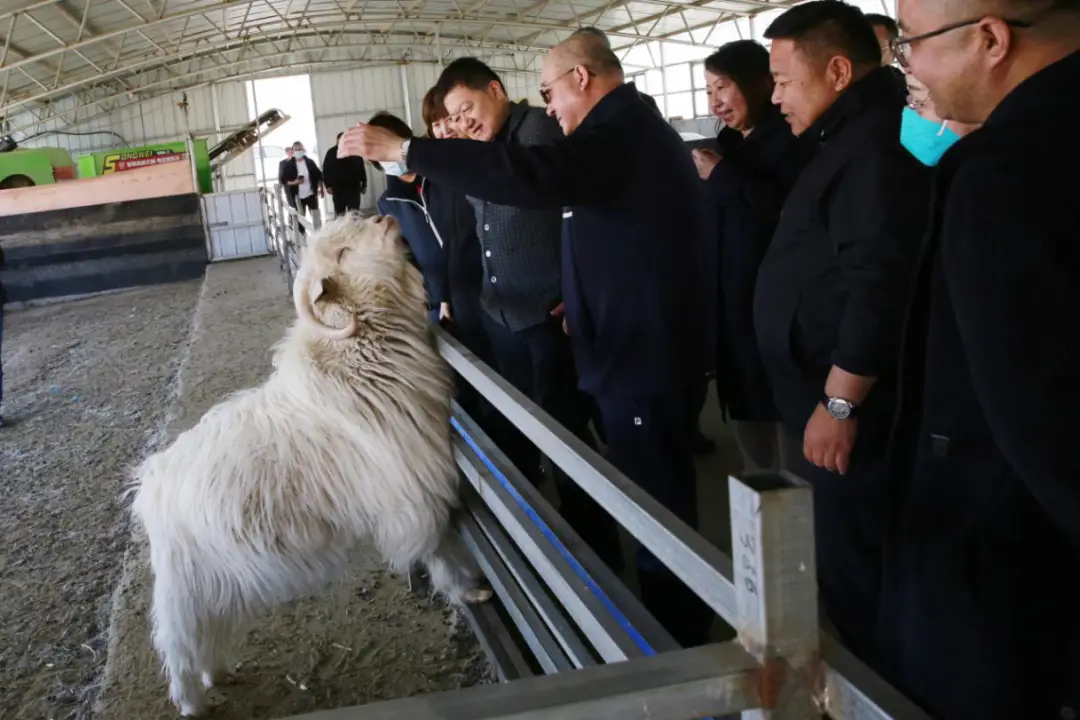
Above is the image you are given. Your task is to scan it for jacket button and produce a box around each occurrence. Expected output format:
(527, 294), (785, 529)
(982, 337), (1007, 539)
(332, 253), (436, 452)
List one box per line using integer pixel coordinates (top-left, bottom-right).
(483, 223), (490, 231)
(490, 276), (497, 284)
(485, 250), (491, 257)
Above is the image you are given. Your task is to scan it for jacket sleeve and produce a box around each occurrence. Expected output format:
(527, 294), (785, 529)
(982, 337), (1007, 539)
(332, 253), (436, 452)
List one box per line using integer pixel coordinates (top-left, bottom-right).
(828, 144), (929, 377)
(943, 159), (1080, 551)
(278, 159), (290, 185)
(406, 132), (630, 209)
(308, 158), (323, 187)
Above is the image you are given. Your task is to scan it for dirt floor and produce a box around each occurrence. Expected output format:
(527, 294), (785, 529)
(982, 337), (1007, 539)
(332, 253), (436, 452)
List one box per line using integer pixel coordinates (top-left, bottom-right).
(1, 257), (488, 720)
(0, 280), (203, 720)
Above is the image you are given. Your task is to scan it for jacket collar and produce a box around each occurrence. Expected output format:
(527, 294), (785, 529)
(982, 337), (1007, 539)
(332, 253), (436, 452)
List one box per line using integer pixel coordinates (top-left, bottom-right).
(804, 66), (905, 143)
(383, 174), (425, 203)
(983, 49), (1080, 129)
(575, 82), (647, 134)
(495, 100), (531, 144)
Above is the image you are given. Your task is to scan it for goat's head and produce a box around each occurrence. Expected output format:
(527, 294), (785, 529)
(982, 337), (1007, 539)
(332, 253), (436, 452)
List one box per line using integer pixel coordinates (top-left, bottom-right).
(292, 213), (425, 340)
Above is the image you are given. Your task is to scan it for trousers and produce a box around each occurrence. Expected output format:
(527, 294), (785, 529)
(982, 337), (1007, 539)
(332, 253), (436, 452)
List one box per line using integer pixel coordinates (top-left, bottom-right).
(594, 392), (714, 648)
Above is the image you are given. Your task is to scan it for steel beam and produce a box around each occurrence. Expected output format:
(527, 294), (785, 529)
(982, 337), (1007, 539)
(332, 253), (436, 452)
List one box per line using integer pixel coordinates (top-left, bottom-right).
(276, 642), (763, 720)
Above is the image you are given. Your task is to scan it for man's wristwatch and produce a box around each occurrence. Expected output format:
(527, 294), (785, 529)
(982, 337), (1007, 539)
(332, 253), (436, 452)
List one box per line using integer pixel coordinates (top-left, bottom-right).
(399, 138), (411, 165)
(822, 395), (859, 420)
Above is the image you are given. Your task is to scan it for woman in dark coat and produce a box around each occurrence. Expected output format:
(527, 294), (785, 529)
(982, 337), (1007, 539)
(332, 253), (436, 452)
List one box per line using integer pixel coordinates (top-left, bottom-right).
(691, 39), (807, 472)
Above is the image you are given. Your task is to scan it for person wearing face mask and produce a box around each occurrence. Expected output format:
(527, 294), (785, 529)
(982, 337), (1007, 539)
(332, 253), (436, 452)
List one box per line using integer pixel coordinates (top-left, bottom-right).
(690, 40), (807, 475)
(751, 0), (932, 668)
(878, 1), (1080, 717)
(280, 141), (324, 231)
(339, 33), (717, 650)
(898, 72), (978, 166)
(369, 112), (449, 325)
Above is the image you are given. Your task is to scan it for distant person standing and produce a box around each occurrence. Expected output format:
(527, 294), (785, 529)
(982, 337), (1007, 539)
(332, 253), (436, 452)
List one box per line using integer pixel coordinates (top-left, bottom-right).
(280, 141), (324, 229)
(323, 132), (367, 217)
(277, 146), (296, 209)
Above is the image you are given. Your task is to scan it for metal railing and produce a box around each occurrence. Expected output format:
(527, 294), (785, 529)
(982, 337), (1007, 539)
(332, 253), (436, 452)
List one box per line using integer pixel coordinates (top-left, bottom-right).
(262, 201), (929, 720)
(259, 183), (323, 294)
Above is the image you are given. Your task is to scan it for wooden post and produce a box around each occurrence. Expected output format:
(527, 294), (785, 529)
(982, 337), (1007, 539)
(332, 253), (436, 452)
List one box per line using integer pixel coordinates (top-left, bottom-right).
(729, 472), (820, 719)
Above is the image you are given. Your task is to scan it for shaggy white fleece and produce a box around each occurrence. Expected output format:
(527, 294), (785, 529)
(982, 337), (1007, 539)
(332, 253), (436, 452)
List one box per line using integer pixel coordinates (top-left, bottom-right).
(129, 213), (489, 717)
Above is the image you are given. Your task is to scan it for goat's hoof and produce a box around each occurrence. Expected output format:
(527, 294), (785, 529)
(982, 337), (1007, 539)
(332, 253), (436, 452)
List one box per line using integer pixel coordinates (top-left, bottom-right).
(462, 587), (493, 604)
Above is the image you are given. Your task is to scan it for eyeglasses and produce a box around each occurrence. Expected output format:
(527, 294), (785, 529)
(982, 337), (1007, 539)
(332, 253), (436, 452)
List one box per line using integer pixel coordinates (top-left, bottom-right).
(539, 67), (595, 104)
(890, 16), (1033, 70)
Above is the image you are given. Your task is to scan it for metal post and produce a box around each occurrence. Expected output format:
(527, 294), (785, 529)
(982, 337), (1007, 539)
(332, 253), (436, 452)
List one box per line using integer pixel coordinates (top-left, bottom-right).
(250, 79), (267, 187)
(729, 473), (819, 719)
(400, 63), (413, 130)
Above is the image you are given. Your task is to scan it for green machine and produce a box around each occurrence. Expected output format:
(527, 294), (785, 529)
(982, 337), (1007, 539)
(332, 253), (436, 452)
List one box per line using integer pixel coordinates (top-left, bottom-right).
(0, 147), (77, 188)
(77, 138), (212, 193)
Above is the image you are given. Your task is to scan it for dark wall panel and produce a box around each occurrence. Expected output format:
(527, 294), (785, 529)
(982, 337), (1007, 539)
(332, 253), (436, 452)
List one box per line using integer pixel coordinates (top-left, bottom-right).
(0, 193), (208, 305)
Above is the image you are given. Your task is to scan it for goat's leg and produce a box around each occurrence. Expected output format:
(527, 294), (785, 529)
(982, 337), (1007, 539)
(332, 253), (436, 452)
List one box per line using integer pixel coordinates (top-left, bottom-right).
(423, 530), (492, 606)
(150, 569), (209, 716)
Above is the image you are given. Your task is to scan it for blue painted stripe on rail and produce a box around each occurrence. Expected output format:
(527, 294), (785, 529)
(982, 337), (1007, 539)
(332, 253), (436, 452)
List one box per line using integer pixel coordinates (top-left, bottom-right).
(451, 415), (656, 657)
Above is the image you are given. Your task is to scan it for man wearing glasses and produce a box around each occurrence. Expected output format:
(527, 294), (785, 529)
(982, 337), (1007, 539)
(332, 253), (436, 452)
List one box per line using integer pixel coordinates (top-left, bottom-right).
(880, 1), (1080, 717)
(339, 33), (716, 649)
(427, 57), (622, 583)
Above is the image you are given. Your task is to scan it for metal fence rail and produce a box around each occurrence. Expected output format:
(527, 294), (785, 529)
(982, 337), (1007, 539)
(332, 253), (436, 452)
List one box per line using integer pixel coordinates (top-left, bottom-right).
(264, 202), (930, 720)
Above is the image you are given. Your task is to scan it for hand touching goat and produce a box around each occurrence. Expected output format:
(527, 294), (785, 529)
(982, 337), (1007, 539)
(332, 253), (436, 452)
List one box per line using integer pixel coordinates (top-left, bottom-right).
(129, 213), (491, 717)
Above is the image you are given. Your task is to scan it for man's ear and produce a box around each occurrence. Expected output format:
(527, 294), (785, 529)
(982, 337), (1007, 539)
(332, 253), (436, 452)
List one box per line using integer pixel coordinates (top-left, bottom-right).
(826, 55), (855, 93)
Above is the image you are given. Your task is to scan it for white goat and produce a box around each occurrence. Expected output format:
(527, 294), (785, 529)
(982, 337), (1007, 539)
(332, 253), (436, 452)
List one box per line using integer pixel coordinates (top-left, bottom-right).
(129, 213), (490, 717)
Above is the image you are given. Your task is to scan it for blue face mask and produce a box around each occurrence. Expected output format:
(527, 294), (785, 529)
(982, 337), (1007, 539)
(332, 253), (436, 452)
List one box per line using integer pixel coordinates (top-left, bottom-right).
(381, 161), (407, 177)
(900, 106), (961, 167)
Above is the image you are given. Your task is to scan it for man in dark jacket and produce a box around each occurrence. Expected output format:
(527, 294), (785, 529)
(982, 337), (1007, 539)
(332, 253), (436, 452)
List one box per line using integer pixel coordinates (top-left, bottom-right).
(340, 34), (716, 648)
(323, 132), (367, 216)
(277, 146), (295, 209)
(432, 57), (621, 578)
(752, 1), (931, 665)
(280, 141), (324, 233)
(880, 1), (1080, 717)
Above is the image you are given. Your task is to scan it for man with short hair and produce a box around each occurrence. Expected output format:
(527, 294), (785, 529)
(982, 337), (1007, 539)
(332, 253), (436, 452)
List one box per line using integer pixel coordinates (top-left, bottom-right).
(340, 33), (716, 648)
(430, 57), (622, 578)
(323, 132), (367, 217)
(752, 0), (931, 665)
(882, 1), (1080, 716)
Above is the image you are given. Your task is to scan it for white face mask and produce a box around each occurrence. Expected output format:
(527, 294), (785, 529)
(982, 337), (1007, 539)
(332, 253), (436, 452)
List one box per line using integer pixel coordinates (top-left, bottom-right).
(382, 161), (407, 177)
(294, 151), (305, 159)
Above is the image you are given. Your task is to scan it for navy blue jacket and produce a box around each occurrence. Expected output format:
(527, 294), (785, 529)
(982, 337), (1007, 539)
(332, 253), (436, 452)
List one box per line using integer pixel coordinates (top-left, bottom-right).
(377, 176), (448, 310)
(406, 82), (710, 398)
(706, 110), (803, 422)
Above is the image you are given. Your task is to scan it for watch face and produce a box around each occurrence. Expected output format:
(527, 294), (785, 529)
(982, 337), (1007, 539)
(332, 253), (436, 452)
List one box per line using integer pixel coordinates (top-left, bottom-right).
(827, 398), (853, 420)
